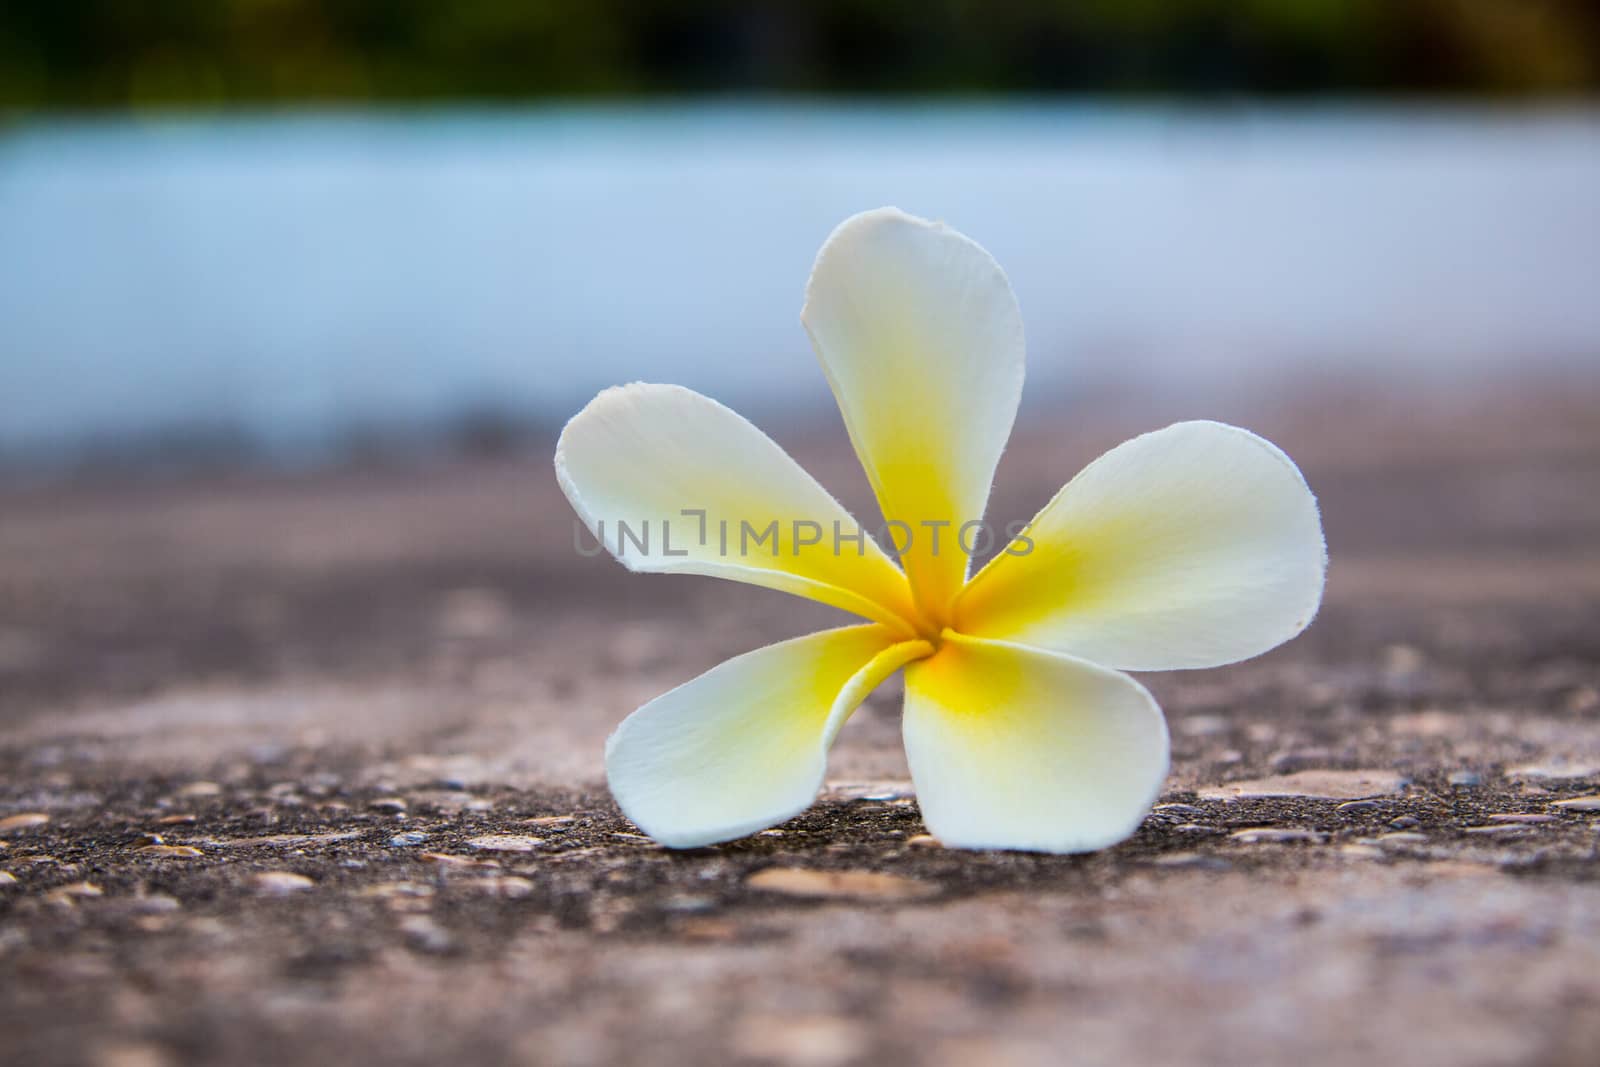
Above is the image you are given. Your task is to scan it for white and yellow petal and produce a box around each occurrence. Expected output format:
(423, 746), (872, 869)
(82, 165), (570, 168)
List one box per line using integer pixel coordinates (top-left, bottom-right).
(556, 383), (919, 633)
(606, 625), (933, 848)
(802, 208), (1025, 625)
(954, 421), (1326, 671)
(902, 633), (1169, 853)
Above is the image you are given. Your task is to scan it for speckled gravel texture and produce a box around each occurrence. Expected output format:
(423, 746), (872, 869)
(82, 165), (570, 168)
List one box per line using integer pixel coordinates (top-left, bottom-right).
(2, 386), (1599, 1067)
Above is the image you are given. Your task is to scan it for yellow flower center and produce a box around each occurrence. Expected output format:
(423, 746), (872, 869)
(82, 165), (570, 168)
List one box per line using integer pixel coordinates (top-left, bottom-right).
(899, 579), (959, 651)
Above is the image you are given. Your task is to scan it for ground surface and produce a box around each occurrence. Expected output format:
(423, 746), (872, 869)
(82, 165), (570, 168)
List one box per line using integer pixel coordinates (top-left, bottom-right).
(2, 385), (1599, 1067)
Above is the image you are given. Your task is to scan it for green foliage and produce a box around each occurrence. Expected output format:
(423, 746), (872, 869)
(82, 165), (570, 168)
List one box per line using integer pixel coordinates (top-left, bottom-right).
(0, 0), (1595, 111)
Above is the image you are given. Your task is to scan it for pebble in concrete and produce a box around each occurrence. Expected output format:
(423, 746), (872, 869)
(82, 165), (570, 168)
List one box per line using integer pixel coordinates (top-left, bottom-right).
(253, 872), (314, 894)
(1199, 770), (1406, 801)
(137, 845), (203, 858)
(745, 868), (937, 900)
(1228, 828), (1326, 844)
(465, 834), (542, 853)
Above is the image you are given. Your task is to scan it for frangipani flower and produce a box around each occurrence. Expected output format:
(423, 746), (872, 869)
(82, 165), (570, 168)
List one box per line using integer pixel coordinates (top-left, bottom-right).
(555, 208), (1326, 853)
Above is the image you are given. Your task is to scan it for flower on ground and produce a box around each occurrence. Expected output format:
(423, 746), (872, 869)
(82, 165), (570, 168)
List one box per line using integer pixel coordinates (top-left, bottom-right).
(554, 207), (1326, 853)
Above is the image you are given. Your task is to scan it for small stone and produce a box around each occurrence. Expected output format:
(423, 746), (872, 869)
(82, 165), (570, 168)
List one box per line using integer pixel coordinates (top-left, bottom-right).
(745, 867), (938, 900)
(1179, 715), (1230, 737)
(130, 894), (181, 913)
(1508, 760), (1598, 782)
(825, 780), (915, 802)
(388, 832), (429, 847)
(155, 814), (198, 825)
(1448, 770), (1483, 788)
(1487, 813), (1556, 824)
(1174, 823), (1224, 835)
(253, 871), (314, 894)
(359, 881), (435, 900)
(1199, 770), (1406, 801)
(135, 833), (165, 846)
(1228, 828), (1326, 844)
(523, 815), (575, 828)
(0, 872), (17, 886)
(1553, 794), (1600, 812)
(476, 876), (535, 899)
(176, 781), (223, 798)
(1152, 803), (1205, 816)
(137, 845), (203, 858)
(906, 834), (941, 848)
(412, 791), (479, 813)
(466, 834), (542, 853)
(204, 832), (360, 849)
(1336, 800), (1383, 813)
(1377, 831), (1429, 845)
(1340, 844), (1386, 859)
(369, 797), (408, 813)
(1463, 824), (1525, 835)
(757, 829), (785, 837)
(0, 813), (50, 834)
(677, 918), (739, 942)
(1389, 815), (1422, 829)
(419, 852), (496, 868)
(609, 832), (655, 844)
(398, 915), (454, 953)
(662, 894), (717, 914)
(45, 881), (103, 906)
(1150, 852), (1231, 870)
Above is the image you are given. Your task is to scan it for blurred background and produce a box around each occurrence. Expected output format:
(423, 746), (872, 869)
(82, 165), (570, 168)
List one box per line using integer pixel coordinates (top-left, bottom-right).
(1, 0), (1598, 472)
(5, 8), (1600, 1067)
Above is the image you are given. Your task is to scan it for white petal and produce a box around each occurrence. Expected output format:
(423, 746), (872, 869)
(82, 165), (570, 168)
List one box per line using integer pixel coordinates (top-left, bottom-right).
(955, 421), (1326, 671)
(903, 634), (1169, 853)
(557, 383), (918, 633)
(802, 208), (1024, 624)
(606, 625), (933, 848)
